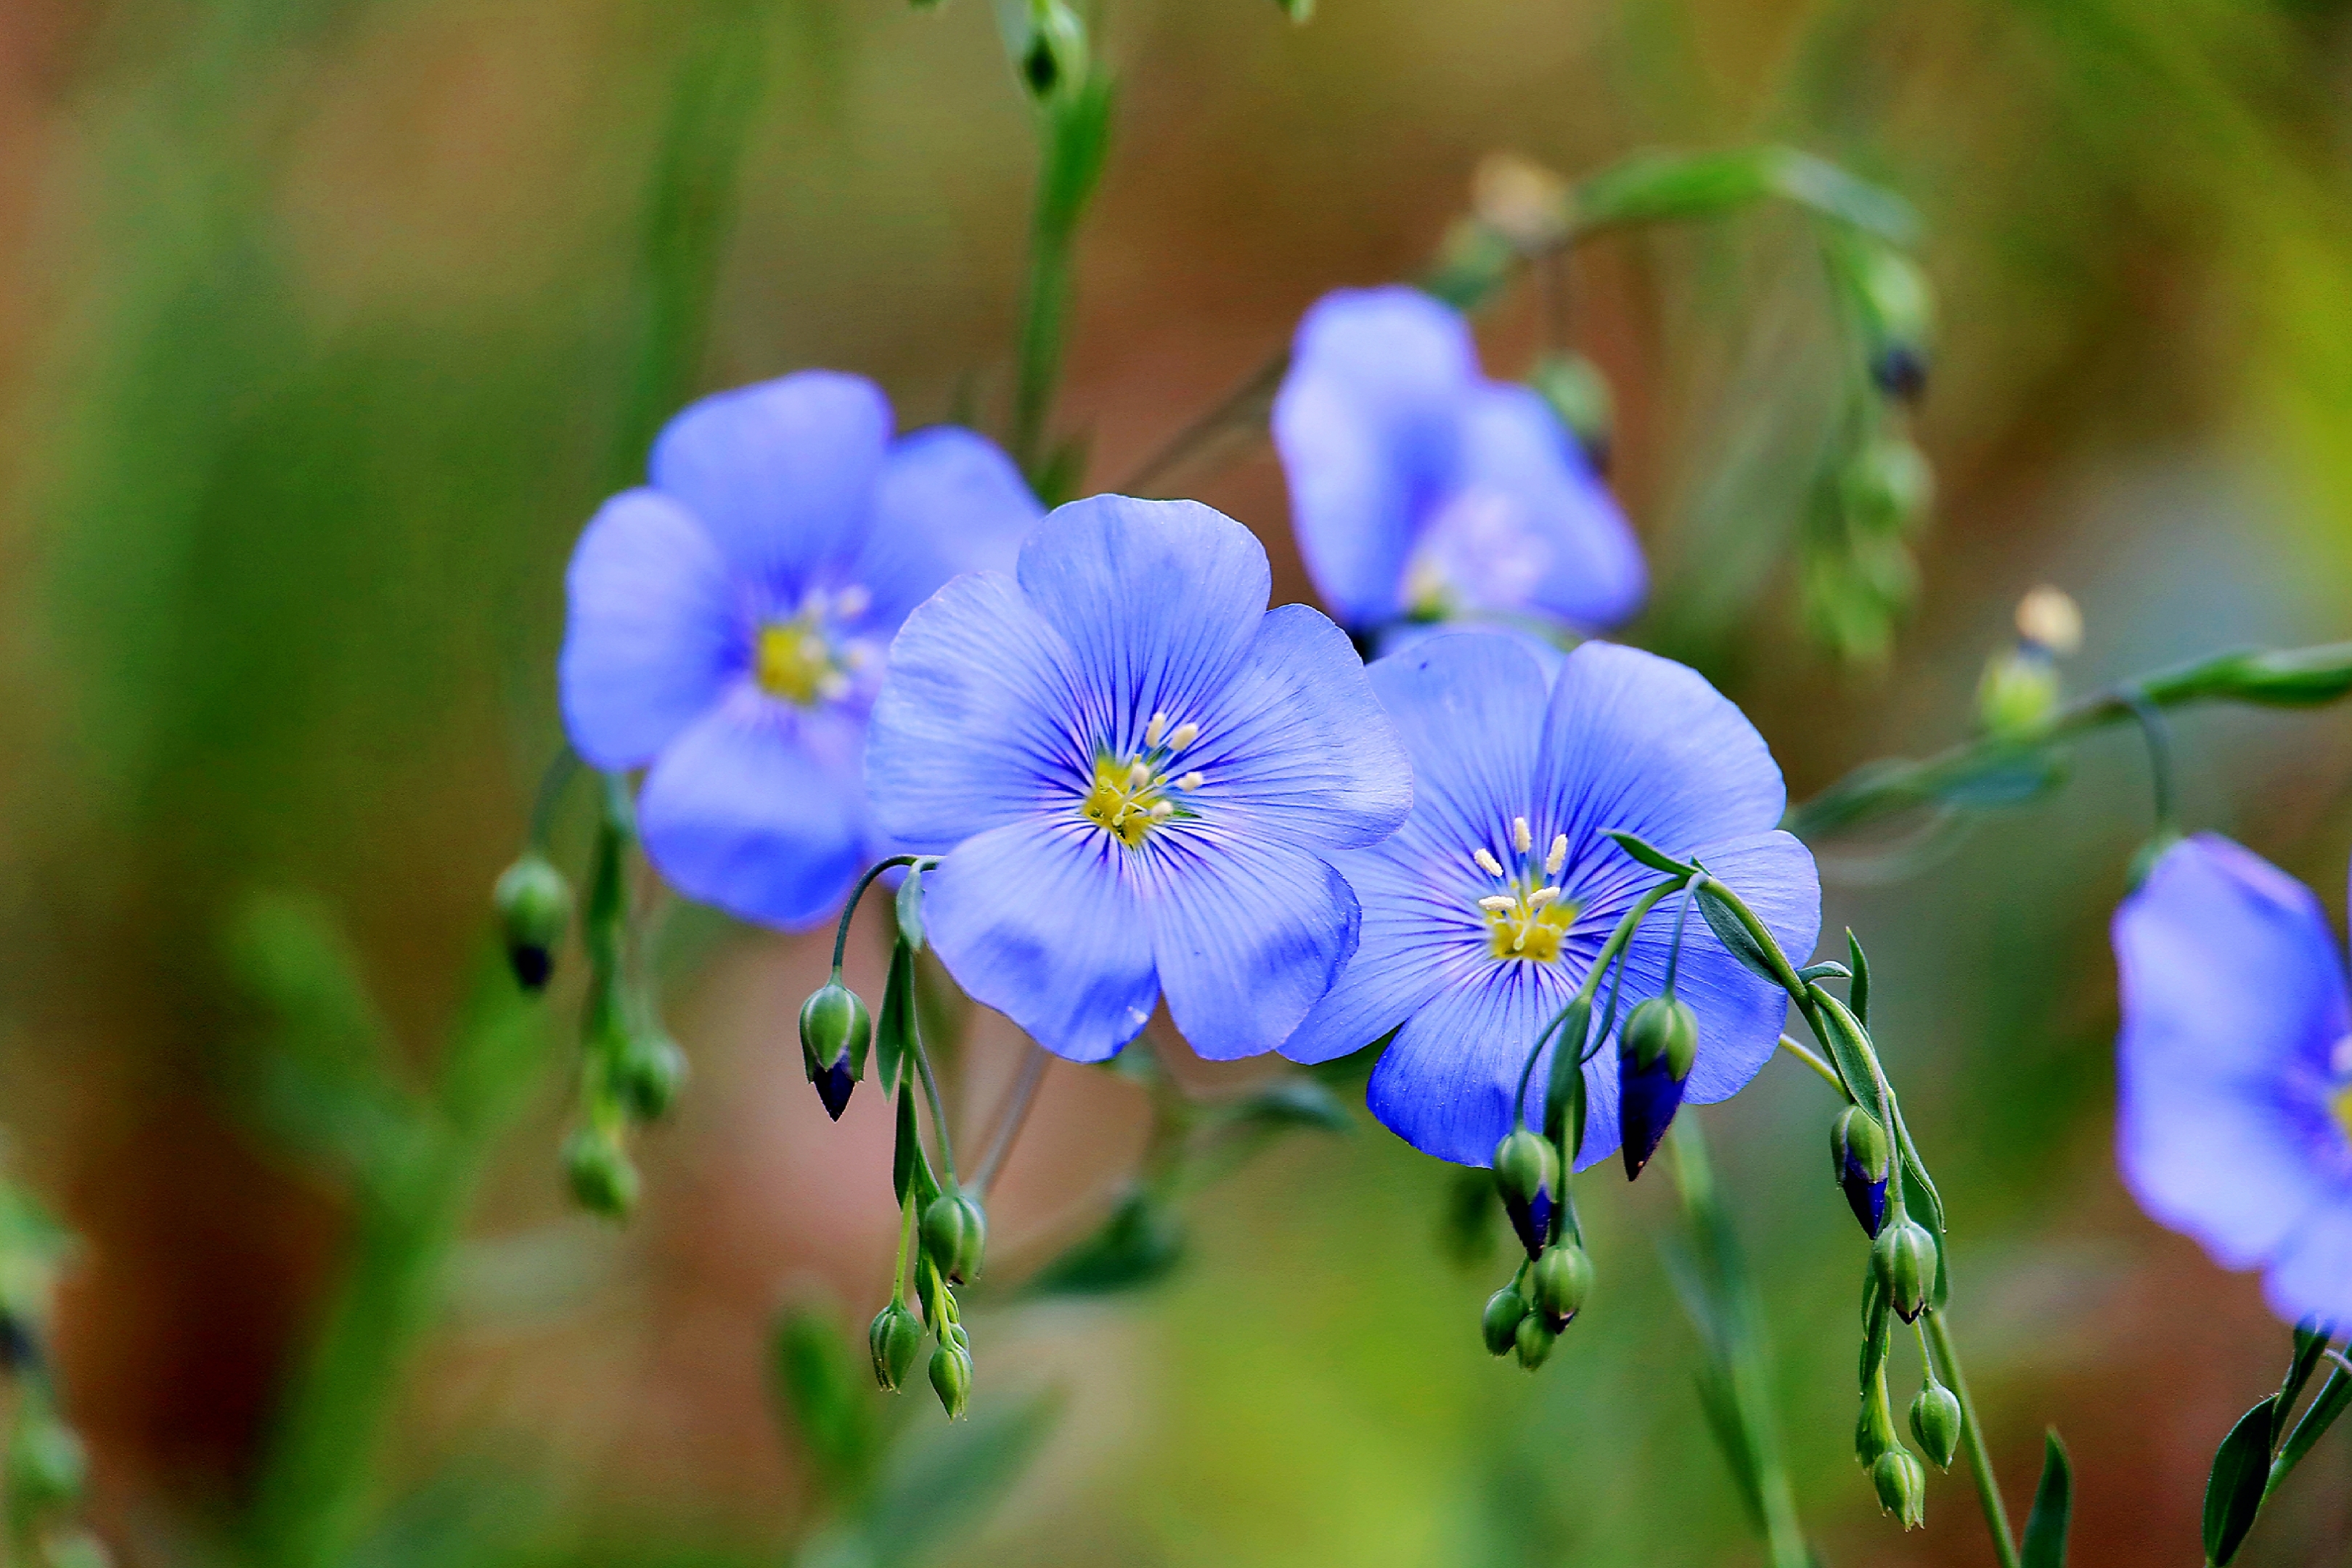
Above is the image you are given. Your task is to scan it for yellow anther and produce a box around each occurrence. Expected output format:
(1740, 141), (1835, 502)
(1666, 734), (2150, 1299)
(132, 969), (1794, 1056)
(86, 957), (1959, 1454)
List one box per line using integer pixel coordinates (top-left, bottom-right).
(756, 616), (844, 707)
(2335, 1082), (2352, 1144)
(1082, 753), (1185, 848)
(1177, 772), (1204, 791)
(1514, 817), (1532, 854)
(1474, 848), (1506, 878)
(1546, 835), (1568, 876)
(1169, 722), (1200, 751)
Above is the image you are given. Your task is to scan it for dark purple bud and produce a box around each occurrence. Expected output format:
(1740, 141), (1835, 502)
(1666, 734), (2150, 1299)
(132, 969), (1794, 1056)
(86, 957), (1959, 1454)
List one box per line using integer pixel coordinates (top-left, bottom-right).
(1830, 1106), (1893, 1237)
(814, 1055), (856, 1122)
(1617, 1047), (1686, 1180)
(1491, 1130), (1559, 1259)
(1872, 344), (1928, 402)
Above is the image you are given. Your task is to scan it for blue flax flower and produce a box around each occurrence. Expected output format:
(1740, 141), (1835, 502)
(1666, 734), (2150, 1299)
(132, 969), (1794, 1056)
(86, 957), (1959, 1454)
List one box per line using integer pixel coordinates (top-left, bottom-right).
(560, 372), (1040, 928)
(1272, 286), (1646, 642)
(865, 496), (1414, 1062)
(1281, 632), (1821, 1168)
(2115, 834), (2352, 1326)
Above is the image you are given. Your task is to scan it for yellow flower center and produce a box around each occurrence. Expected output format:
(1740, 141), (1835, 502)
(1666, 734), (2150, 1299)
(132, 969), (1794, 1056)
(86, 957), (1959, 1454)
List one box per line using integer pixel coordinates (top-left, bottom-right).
(1079, 711), (1205, 848)
(756, 615), (857, 708)
(1473, 817), (1577, 962)
(2334, 1082), (2352, 1146)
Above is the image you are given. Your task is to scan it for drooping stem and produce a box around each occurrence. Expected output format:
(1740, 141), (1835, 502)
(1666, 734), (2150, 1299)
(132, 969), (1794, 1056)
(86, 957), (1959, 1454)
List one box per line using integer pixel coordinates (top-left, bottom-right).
(972, 1045), (1050, 1198)
(908, 1028), (958, 1186)
(829, 855), (922, 973)
(2121, 690), (2178, 836)
(526, 745), (579, 849)
(1925, 1310), (2022, 1568)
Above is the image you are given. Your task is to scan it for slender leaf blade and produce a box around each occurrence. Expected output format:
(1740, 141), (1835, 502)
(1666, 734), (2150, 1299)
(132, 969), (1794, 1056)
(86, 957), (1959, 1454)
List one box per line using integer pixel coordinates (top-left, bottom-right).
(2021, 1429), (2072, 1568)
(2203, 1395), (2279, 1565)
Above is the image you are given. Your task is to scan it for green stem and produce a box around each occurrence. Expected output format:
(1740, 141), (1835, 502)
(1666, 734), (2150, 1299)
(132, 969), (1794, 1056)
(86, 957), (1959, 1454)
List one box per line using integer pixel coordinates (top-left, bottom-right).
(1512, 874), (1689, 1117)
(1776, 1033), (1844, 1092)
(830, 856), (921, 973)
(1787, 641), (2352, 840)
(1010, 76), (1112, 483)
(972, 1045), (1050, 1198)
(910, 1030), (958, 1186)
(1925, 1310), (2022, 1568)
(1666, 1117), (1812, 1568)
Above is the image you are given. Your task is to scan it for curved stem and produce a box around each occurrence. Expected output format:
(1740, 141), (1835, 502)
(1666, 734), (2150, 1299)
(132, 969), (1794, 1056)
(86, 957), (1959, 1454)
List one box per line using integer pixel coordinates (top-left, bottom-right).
(910, 1029), (957, 1186)
(973, 1045), (1050, 1198)
(829, 856), (921, 974)
(1925, 1310), (2022, 1568)
(2121, 688), (2178, 835)
(1776, 1033), (1845, 1093)
(526, 746), (579, 849)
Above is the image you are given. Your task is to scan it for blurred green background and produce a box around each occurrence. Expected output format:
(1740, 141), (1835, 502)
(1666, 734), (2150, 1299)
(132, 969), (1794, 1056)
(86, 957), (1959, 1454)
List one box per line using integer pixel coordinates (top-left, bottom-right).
(7, 1), (2352, 1565)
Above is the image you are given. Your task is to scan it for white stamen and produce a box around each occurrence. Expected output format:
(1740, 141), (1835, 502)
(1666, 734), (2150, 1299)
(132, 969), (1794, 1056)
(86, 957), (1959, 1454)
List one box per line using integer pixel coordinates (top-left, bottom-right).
(1177, 771), (1204, 791)
(1149, 801), (1175, 820)
(1169, 722), (1200, 751)
(1514, 817), (1532, 854)
(843, 642), (876, 670)
(2333, 1034), (2352, 1077)
(833, 584), (870, 621)
(1527, 886), (1560, 908)
(1127, 762), (1151, 791)
(1546, 834), (1567, 875)
(1478, 896), (1516, 912)
(803, 587), (830, 619)
(1146, 711), (1168, 746)
(799, 633), (828, 662)
(817, 671), (850, 701)
(1474, 847), (1505, 878)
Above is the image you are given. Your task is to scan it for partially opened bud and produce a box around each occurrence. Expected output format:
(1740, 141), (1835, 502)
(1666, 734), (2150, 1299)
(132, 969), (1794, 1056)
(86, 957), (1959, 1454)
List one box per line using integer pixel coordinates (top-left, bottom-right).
(1871, 1217), (1937, 1323)
(1491, 1130), (1559, 1258)
(1829, 1106), (1893, 1237)
(799, 980), (872, 1122)
(1530, 1241), (1593, 1331)
(868, 1301), (925, 1392)
(921, 1191), (988, 1285)
(1481, 1286), (1528, 1357)
(1909, 1382), (1962, 1470)
(1871, 1447), (1927, 1529)
(1617, 997), (1697, 1180)
(494, 853), (573, 992)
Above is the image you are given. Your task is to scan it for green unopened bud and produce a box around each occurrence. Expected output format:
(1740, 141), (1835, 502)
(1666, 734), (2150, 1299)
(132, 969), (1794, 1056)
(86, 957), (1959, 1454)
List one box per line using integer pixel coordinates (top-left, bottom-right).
(1977, 647), (2059, 738)
(1481, 1285), (1528, 1356)
(868, 1301), (925, 1392)
(1839, 433), (1933, 539)
(1021, 0), (1087, 99)
(921, 1191), (987, 1285)
(1871, 1446), (1927, 1529)
(1623, 996), (1698, 1079)
(1871, 1217), (1936, 1323)
(494, 852), (573, 992)
(1530, 1242), (1593, 1331)
(928, 1335), (973, 1419)
(1530, 353), (1613, 471)
(7, 1413), (84, 1508)
(1491, 1129), (1558, 1258)
(799, 980), (872, 1121)
(1513, 1309), (1556, 1371)
(1855, 1389), (1895, 1466)
(1909, 1381), (1963, 1470)
(563, 1126), (639, 1218)
(616, 1030), (687, 1121)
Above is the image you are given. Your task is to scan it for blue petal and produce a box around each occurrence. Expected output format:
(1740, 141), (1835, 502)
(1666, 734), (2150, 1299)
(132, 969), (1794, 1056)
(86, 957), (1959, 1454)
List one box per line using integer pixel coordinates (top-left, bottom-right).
(1273, 287), (1475, 629)
(2265, 1194), (2352, 1328)
(866, 569), (1091, 852)
(559, 489), (741, 769)
(1375, 618), (1567, 684)
(1413, 385), (1645, 629)
(2116, 835), (2349, 1269)
(1363, 960), (1581, 1167)
(649, 372), (890, 595)
(1279, 632), (1553, 1065)
(925, 817), (1159, 1062)
(1014, 496), (1271, 754)
(1142, 831), (1360, 1061)
(1533, 641), (1787, 869)
(854, 426), (1042, 629)
(1183, 604), (1413, 853)
(636, 689), (867, 930)
(1609, 830), (1821, 1106)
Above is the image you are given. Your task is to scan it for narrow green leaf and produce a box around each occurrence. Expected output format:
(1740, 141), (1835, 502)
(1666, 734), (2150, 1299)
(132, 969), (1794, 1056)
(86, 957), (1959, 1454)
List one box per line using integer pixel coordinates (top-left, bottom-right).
(859, 1388), (1062, 1567)
(1693, 1365), (1767, 1530)
(1697, 883), (1787, 987)
(2270, 1358), (2351, 1492)
(891, 1081), (936, 1209)
(1795, 960), (1852, 983)
(1602, 828), (1697, 875)
(1845, 928), (1872, 1029)
(769, 1302), (879, 1505)
(876, 942), (918, 1094)
(2021, 1429), (2072, 1568)
(1214, 1077), (1355, 1135)
(1809, 991), (1886, 1124)
(2279, 1320), (2332, 1413)
(2204, 1395), (2279, 1565)
(1540, 998), (1592, 1154)
(1024, 1188), (1182, 1297)
(894, 863), (926, 954)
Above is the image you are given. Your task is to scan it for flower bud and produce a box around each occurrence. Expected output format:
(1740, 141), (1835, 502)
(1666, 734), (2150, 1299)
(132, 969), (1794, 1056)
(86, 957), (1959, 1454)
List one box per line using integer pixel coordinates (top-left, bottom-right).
(1977, 646), (2059, 738)
(1855, 1389), (1895, 1466)
(1491, 1130), (1558, 1259)
(868, 1300), (925, 1393)
(562, 1126), (639, 1218)
(1871, 1216), (1937, 1323)
(1021, 0), (1087, 99)
(1829, 1106), (1893, 1238)
(493, 852), (572, 992)
(616, 1030), (687, 1121)
(1530, 1241), (1593, 1331)
(921, 1191), (988, 1285)
(1481, 1286), (1528, 1357)
(1513, 1309), (1556, 1371)
(928, 1336), (973, 1419)
(1871, 1447), (1927, 1529)
(1839, 433), (1933, 539)
(1617, 997), (1697, 1180)
(1909, 1382), (1963, 1471)
(799, 980), (872, 1122)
